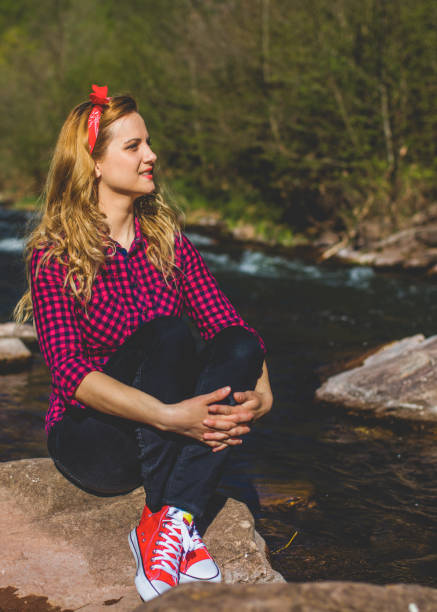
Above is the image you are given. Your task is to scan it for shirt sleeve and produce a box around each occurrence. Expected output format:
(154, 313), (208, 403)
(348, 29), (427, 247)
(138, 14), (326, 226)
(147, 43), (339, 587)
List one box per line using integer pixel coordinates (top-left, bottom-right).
(30, 248), (104, 408)
(179, 233), (266, 356)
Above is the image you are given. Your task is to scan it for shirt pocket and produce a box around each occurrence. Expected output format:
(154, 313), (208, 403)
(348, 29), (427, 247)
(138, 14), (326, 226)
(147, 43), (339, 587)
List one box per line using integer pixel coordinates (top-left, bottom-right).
(78, 292), (130, 352)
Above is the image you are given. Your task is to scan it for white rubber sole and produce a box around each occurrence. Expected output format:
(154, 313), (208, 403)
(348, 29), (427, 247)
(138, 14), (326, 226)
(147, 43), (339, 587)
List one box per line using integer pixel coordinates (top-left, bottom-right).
(179, 565), (222, 584)
(128, 528), (167, 602)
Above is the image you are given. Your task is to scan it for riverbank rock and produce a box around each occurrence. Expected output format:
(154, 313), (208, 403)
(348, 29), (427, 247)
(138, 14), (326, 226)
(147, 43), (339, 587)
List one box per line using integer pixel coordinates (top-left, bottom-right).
(315, 334), (437, 423)
(333, 221), (437, 274)
(0, 321), (37, 343)
(0, 337), (32, 372)
(0, 458), (283, 611)
(134, 582), (437, 611)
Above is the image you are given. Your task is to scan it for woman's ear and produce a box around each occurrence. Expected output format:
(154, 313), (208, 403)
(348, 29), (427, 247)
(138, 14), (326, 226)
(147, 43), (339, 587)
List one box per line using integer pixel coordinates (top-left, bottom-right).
(94, 161), (102, 179)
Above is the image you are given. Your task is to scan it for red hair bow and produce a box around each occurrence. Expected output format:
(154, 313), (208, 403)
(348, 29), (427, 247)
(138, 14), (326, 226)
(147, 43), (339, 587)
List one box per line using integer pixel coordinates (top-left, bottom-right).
(88, 84), (111, 153)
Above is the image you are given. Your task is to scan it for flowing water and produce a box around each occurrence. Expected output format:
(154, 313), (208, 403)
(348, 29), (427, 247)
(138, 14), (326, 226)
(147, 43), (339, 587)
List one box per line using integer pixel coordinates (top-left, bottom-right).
(1, 207), (436, 586)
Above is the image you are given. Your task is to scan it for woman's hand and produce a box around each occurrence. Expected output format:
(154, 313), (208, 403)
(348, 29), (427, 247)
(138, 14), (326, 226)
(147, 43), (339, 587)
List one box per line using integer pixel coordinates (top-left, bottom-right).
(162, 386), (254, 451)
(203, 389), (273, 451)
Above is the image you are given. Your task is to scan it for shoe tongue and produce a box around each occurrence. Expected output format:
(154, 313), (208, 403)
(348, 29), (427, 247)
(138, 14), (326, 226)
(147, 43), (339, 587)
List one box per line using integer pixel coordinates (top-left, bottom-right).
(167, 506), (193, 527)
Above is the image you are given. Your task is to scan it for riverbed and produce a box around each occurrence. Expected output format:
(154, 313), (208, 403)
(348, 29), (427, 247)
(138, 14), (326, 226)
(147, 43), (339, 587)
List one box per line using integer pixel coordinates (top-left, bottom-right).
(0, 206), (436, 586)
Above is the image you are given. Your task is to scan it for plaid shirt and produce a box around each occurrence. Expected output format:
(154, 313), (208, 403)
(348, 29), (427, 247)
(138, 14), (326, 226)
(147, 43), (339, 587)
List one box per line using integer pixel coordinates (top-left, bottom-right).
(30, 215), (266, 434)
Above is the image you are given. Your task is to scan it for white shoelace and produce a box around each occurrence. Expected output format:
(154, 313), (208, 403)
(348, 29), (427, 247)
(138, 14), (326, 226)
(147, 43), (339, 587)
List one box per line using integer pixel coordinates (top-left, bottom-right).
(189, 524), (206, 552)
(151, 511), (192, 581)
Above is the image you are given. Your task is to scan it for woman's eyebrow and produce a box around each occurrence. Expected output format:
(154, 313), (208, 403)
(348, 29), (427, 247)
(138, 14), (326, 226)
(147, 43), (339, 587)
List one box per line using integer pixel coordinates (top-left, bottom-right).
(124, 137), (142, 144)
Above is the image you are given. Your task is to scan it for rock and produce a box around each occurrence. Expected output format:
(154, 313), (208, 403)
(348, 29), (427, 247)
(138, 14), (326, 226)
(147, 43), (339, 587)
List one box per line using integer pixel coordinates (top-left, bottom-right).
(231, 224), (257, 242)
(0, 321), (37, 342)
(313, 230), (339, 249)
(334, 222), (437, 274)
(402, 250), (437, 269)
(315, 334), (437, 422)
(0, 337), (32, 372)
(415, 227), (437, 246)
(336, 247), (376, 266)
(0, 458), (283, 611)
(132, 581), (437, 611)
(372, 249), (407, 268)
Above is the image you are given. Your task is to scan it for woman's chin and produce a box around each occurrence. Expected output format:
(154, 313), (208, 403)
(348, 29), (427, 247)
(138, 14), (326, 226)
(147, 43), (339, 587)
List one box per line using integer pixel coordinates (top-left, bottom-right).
(134, 184), (156, 198)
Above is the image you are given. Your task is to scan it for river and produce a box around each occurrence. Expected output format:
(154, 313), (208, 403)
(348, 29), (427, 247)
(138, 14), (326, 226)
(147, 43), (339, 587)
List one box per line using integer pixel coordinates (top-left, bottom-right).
(0, 206), (436, 586)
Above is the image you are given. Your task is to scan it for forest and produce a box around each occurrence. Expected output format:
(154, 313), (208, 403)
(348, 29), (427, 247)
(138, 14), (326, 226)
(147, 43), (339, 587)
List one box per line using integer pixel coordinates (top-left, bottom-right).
(0, 0), (436, 244)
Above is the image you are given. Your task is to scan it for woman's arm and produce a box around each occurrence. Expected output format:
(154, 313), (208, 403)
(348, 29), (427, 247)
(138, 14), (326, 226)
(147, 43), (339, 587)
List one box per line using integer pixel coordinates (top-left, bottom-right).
(179, 233), (267, 356)
(30, 248), (246, 446)
(74, 371), (249, 442)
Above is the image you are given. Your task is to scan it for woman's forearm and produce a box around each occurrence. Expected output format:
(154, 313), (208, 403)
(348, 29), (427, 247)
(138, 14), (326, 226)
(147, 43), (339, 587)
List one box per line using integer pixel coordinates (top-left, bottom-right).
(74, 371), (167, 429)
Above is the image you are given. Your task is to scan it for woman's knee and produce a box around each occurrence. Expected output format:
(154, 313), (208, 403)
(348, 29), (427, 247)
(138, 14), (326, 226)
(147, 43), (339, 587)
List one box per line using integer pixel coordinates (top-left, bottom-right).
(48, 413), (142, 496)
(149, 316), (195, 353)
(207, 326), (264, 365)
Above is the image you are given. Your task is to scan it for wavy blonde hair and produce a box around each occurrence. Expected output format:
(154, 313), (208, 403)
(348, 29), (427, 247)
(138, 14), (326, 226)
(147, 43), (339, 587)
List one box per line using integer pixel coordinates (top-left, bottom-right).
(13, 94), (184, 324)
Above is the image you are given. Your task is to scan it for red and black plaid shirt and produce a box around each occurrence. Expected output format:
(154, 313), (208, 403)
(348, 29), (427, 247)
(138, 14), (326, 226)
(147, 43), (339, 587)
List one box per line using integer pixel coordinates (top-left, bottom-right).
(30, 215), (266, 433)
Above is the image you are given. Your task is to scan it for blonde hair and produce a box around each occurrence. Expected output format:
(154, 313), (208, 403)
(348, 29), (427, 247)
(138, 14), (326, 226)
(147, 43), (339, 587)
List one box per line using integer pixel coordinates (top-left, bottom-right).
(13, 94), (184, 324)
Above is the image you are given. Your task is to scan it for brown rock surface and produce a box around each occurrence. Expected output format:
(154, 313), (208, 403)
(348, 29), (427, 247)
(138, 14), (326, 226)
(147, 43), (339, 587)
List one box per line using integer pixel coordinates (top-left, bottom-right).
(133, 582), (437, 611)
(0, 458), (283, 611)
(315, 334), (437, 422)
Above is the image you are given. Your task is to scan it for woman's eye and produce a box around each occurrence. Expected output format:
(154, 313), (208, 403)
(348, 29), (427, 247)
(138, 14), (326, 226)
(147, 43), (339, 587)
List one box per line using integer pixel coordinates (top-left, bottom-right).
(127, 144), (138, 150)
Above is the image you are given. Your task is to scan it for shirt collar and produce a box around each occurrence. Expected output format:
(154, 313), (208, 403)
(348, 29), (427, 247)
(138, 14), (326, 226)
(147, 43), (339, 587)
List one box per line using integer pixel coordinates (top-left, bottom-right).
(105, 214), (145, 255)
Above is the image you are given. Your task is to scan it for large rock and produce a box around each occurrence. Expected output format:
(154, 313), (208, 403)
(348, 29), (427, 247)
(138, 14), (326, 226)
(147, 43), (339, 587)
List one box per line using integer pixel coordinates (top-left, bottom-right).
(134, 581), (437, 611)
(0, 458), (283, 611)
(0, 322), (37, 342)
(0, 337), (32, 372)
(333, 220), (437, 274)
(315, 334), (437, 422)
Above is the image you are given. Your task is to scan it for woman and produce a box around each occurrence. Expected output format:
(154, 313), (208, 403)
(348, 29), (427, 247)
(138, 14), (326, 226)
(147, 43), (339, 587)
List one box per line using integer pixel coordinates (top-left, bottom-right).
(13, 85), (273, 602)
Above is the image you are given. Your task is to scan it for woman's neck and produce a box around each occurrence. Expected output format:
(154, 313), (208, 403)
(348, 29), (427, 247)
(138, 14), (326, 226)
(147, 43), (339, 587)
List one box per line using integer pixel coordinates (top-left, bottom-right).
(98, 197), (135, 250)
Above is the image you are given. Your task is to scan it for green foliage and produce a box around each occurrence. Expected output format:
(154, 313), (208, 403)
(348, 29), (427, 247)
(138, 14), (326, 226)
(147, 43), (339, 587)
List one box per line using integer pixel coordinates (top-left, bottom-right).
(0, 0), (436, 237)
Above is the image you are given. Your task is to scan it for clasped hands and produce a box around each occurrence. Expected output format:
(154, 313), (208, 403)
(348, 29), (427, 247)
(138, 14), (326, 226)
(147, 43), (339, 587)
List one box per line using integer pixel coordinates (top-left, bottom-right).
(202, 386), (273, 452)
(167, 385), (273, 452)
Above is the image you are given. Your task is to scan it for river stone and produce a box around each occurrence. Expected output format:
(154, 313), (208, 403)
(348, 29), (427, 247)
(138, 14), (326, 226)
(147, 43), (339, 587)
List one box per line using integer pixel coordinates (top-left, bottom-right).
(133, 582), (437, 612)
(0, 458), (283, 611)
(0, 321), (37, 341)
(0, 337), (32, 372)
(334, 222), (437, 273)
(315, 333), (437, 422)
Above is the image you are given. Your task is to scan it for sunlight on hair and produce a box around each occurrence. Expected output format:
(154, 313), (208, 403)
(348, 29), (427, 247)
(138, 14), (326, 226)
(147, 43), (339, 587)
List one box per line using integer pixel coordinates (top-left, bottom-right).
(13, 94), (184, 324)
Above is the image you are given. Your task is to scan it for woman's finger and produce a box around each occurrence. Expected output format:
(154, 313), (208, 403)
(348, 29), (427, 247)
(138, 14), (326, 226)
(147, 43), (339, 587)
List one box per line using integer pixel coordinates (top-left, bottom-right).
(233, 391), (250, 403)
(204, 411), (254, 426)
(203, 431), (230, 441)
(204, 439), (227, 448)
(202, 418), (237, 431)
(207, 404), (232, 415)
(204, 438), (242, 451)
(212, 443), (229, 452)
(202, 386), (231, 404)
(227, 425), (251, 437)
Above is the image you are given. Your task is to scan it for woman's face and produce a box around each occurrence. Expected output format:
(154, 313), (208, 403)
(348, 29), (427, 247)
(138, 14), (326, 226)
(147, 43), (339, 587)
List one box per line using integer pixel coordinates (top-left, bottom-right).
(94, 111), (157, 201)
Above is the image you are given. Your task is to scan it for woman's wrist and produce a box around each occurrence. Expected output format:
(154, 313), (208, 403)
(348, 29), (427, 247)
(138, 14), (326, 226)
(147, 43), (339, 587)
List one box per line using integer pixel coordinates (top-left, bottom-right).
(139, 393), (171, 431)
(260, 390), (273, 417)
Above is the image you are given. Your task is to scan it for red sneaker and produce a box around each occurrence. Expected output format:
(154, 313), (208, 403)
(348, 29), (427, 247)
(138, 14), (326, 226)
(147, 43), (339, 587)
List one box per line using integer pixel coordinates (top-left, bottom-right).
(128, 504), (191, 601)
(179, 521), (222, 583)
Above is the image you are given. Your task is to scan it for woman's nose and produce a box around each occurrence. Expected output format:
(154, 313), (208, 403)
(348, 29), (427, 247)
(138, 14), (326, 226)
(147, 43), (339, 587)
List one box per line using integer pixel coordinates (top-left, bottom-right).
(143, 145), (157, 163)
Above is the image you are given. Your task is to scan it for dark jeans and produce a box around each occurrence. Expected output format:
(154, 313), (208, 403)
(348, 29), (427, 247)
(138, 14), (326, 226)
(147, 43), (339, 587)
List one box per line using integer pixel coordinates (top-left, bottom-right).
(47, 316), (265, 518)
